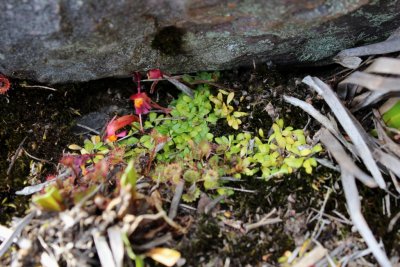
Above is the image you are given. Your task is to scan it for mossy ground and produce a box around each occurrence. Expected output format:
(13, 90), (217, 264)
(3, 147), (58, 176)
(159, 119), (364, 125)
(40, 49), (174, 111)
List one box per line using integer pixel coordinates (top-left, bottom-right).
(1, 66), (399, 265)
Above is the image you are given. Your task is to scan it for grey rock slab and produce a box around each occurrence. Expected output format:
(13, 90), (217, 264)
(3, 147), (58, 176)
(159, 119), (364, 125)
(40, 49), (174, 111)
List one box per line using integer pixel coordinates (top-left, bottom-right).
(1, 0), (400, 83)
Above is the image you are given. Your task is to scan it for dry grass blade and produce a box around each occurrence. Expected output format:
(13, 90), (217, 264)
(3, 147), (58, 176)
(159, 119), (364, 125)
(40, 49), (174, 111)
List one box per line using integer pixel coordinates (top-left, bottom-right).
(15, 169), (72, 195)
(0, 226), (13, 241)
(319, 129), (377, 187)
(164, 75), (194, 98)
(373, 149), (400, 179)
(283, 95), (357, 156)
(0, 211), (36, 257)
(168, 180), (184, 219)
(243, 208), (282, 233)
(93, 231), (117, 267)
(303, 76), (386, 189)
(334, 38), (400, 65)
(40, 252), (59, 267)
(107, 226), (124, 267)
(340, 71), (400, 91)
(350, 91), (388, 112)
(283, 95), (338, 134)
(7, 136), (27, 176)
(365, 57), (400, 75)
(339, 169), (391, 267)
(292, 245), (327, 267)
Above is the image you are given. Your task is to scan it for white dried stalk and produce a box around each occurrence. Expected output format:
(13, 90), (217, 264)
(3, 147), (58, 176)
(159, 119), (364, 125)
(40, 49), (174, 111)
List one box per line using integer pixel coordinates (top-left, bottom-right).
(373, 149), (400, 179)
(339, 169), (391, 267)
(319, 129), (377, 187)
(107, 226), (124, 267)
(340, 72), (400, 91)
(0, 211), (36, 257)
(92, 231), (116, 267)
(351, 91), (388, 112)
(292, 245), (327, 267)
(15, 169), (72, 195)
(303, 76), (386, 189)
(335, 38), (400, 61)
(164, 75), (194, 98)
(365, 57), (400, 75)
(283, 95), (356, 155)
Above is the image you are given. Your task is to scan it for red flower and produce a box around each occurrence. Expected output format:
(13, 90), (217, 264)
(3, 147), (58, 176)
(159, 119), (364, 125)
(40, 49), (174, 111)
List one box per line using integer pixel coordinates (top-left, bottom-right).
(0, 75), (10, 94)
(130, 92), (152, 115)
(105, 115), (137, 142)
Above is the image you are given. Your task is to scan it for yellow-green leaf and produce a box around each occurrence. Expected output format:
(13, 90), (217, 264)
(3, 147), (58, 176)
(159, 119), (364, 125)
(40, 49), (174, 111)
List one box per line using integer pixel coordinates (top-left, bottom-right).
(227, 92), (235, 105)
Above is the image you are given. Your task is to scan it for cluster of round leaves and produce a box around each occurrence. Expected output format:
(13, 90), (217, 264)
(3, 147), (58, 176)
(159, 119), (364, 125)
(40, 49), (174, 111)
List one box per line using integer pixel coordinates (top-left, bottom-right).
(137, 86), (217, 162)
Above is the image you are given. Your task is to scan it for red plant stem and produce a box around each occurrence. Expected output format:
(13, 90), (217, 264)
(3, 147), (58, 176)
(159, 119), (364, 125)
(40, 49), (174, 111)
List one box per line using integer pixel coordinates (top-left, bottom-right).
(134, 72), (141, 93)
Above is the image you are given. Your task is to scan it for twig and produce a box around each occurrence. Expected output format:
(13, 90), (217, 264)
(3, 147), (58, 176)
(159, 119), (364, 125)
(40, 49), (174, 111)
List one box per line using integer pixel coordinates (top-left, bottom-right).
(168, 181), (184, 219)
(15, 169), (72, 195)
(23, 148), (56, 166)
(20, 84), (57, 91)
(217, 186), (257, 194)
(0, 211), (36, 257)
(309, 208), (352, 225)
(388, 211), (400, 232)
(178, 203), (197, 211)
(244, 208), (282, 232)
(7, 136), (27, 176)
(134, 233), (172, 250)
(76, 123), (100, 135)
(154, 116), (186, 122)
(19, 83), (57, 91)
(311, 188), (332, 239)
(204, 195), (225, 214)
(341, 169), (391, 267)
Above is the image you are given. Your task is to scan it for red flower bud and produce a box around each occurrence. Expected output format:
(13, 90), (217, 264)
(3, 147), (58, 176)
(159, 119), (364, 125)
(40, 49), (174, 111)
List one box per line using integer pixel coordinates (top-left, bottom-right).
(147, 69), (163, 80)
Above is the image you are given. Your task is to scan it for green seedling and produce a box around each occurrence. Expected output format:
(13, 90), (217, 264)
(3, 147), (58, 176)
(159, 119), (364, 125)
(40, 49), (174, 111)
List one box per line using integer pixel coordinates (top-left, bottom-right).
(121, 160), (138, 192)
(32, 186), (64, 211)
(68, 135), (109, 163)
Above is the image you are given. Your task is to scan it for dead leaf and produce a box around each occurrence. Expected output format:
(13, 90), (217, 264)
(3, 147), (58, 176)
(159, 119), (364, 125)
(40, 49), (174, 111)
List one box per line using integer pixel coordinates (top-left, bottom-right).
(146, 247), (181, 267)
